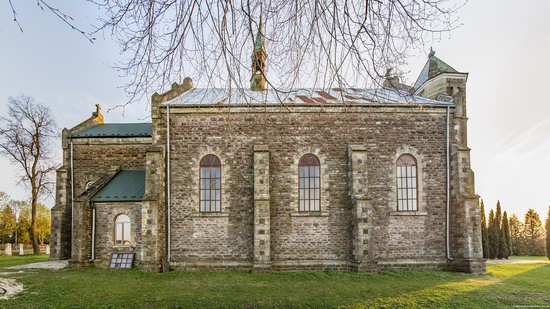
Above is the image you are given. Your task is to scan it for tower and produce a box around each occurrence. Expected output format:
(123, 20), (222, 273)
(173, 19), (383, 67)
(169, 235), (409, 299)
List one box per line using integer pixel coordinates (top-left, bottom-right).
(413, 49), (485, 272)
(250, 18), (267, 91)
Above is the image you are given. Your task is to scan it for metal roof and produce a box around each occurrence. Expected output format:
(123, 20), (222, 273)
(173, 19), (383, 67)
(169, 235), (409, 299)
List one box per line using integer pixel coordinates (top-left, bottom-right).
(413, 54), (460, 90)
(91, 170), (146, 202)
(162, 87), (452, 106)
(71, 123), (152, 138)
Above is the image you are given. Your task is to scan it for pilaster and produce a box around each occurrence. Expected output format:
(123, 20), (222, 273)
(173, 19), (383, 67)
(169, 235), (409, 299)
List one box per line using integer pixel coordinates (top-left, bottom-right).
(139, 146), (165, 271)
(253, 145), (271, 271)
(348, 145), (376, 272)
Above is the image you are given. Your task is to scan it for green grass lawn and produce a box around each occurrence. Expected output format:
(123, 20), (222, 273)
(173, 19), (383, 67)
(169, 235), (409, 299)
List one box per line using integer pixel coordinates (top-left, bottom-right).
(0, 256), (549, 308)
(509, 255), (549, 261)
(0, 254), (48, 270)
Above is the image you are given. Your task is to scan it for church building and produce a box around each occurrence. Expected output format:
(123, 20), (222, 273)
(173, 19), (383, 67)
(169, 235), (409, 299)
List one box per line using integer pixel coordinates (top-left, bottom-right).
(50, 25), (485, 273)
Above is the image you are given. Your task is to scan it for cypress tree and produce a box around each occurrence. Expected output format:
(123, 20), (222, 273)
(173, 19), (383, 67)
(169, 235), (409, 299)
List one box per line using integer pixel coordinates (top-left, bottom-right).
(545, 206), (550, 260)
(524, 209), (545, 256)
(509, 214), (523, 255)
(488, 209), (497, 259)
(500, 211), (511, 259)
(480, 199), (489, 259)
(495, 201), (502, 258)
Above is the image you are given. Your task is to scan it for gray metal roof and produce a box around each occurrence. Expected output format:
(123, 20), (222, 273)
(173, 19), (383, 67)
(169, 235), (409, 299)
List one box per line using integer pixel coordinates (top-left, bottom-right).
(91, 170), (146, 202)
(162, 87), (452, 106)
(71, 123), (152, 138)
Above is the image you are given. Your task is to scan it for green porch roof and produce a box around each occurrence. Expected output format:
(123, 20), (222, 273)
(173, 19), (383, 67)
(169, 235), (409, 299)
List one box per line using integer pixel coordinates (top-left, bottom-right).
(91, 170), (146, 202)
(71, 123), (152, 138)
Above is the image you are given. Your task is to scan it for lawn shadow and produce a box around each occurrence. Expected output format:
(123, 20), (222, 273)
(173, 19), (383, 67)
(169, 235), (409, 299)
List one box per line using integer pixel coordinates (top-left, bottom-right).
(443, 263), (550, 308)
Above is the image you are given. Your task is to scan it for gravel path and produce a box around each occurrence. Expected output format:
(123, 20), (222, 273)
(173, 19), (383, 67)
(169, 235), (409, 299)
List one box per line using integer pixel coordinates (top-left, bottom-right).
(7, 259), (69, 270)
(0, 259), (69, 299)
(486, 259), (550, 264)
(0, 279), (24, 300)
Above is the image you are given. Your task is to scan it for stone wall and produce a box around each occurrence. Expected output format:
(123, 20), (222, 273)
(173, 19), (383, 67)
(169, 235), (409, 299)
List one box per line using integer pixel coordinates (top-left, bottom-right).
(69, 138), (150, 265)
(94, 202), (143, 267)
(156, 106), (450, 270)
(71, 138), (150, 196)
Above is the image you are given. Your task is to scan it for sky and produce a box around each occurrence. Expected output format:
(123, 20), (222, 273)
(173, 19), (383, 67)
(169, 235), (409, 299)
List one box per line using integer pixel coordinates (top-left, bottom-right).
(0, 1), (549, 219)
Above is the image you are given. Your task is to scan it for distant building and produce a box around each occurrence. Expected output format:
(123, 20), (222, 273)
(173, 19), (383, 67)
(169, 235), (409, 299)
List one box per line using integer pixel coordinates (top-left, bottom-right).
(50, 26), (485, 273)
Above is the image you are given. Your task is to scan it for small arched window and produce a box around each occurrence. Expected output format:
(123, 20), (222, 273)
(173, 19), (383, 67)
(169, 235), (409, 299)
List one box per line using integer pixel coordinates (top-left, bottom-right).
(299, 154), (321, 211)
(85, 181), (94, 190)
(114, 214), (131, 246)
(200, 154), (222, 212)
(396, 154), (418, 211)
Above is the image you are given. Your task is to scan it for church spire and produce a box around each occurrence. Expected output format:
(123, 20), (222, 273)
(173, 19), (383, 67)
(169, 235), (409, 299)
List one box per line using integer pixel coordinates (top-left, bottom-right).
(251, 17), (267, 91)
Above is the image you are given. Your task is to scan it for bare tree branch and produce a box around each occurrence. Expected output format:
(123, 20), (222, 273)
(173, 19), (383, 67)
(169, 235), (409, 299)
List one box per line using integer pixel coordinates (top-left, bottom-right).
(88, 0), (464, 105)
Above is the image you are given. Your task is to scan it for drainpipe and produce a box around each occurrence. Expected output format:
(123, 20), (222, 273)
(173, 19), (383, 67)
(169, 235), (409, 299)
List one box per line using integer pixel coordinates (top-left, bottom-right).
(70, 139), (74, 246)
(166, 104), (171, 262)
(91, 202), (96, 261)
(446, 105), (452, 260)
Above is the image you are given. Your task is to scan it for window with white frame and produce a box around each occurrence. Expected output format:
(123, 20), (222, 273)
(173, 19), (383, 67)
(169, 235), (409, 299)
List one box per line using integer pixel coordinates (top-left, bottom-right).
(114, 214), (131, 246)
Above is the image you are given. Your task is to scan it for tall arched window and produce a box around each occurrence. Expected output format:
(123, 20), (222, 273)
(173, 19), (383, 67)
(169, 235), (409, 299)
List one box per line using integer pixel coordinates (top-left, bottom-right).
(396, 154), (418, 211)
(114, 214), (131, 246)
(299, 154), (320, 211)
(200, 154), (222, 212)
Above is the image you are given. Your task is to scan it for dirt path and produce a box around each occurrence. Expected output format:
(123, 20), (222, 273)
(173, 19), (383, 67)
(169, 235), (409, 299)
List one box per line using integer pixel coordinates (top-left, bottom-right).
(0, 260), (68, 299)
(7, 260), (68, 270)
(486, 259), (550, 264)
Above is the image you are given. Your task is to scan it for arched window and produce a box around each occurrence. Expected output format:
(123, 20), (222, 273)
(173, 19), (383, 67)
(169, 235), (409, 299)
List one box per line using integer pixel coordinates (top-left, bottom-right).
(299, 154), (320, 211)
(114, 214), (131, 246)
(396, 154), (418, 211)
(200, 154), (221, 212)
(85, 181), (94, 190)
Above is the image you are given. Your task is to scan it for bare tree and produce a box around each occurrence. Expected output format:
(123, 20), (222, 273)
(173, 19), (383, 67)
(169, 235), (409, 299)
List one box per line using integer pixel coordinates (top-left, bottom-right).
(0, 95), (57, 254)
(7, 0), (95, 42)
(91, 0), (464, 104)
(8, 1), (464, 104)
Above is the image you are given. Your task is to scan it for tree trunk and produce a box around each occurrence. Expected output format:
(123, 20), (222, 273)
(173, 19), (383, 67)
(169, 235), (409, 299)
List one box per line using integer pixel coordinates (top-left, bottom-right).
(30, 183), (40, 255)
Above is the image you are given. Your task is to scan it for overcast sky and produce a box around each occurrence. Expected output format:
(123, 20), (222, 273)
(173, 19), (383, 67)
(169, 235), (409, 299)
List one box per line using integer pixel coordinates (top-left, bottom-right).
(1, 1), (549, 219)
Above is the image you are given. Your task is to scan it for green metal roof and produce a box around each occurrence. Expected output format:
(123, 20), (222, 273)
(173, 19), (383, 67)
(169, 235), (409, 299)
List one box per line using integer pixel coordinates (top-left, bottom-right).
(71, 123), (152, 138)
(413, 50), (460, 90)
(91, 170), (146, 202)
(254, 18), (265, 52)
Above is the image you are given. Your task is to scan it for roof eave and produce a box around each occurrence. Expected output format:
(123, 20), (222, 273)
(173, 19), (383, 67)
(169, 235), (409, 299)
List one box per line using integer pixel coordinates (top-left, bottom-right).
(414, 72), (469, 96)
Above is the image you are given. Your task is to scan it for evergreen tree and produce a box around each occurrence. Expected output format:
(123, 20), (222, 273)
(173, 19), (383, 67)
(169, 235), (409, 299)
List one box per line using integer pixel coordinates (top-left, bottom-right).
(495, 201), (502, 258)
(488, 209), (497, 259)
(500, 211), (511, 259)
(480, 199), (489, 258)
(523, 208), (545, 256)
(509, 214), (524, 255)
(545, 206), (550, 260)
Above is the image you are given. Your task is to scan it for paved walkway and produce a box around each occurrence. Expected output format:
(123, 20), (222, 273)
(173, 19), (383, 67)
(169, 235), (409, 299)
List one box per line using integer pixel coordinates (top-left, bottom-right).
(7, 259), (69, 270)
(486, 259), (549, 264)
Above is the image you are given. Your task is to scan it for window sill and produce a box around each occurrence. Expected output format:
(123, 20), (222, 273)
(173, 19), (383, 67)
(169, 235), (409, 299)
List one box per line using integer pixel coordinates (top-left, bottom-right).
(192, 212), (230, 218)
(112, 245), (135, 251)
(290, 211), (329, 217)
(389, 211), (427, 216)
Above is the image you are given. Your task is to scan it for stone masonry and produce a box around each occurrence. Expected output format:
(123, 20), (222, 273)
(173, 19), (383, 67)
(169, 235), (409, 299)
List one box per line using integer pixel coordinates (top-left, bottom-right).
(51, 51), (485, 273)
